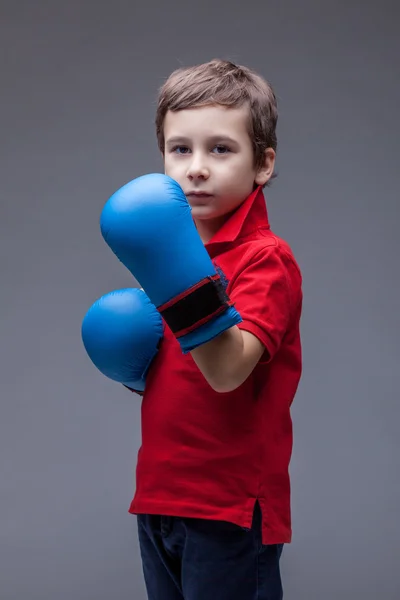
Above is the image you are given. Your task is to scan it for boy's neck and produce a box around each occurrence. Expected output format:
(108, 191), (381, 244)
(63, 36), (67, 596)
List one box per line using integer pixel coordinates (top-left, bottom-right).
(194, 214), (230, 245)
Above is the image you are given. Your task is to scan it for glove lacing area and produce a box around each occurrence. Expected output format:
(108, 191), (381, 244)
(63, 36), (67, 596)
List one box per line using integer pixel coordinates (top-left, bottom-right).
(158, 275), (234, 338)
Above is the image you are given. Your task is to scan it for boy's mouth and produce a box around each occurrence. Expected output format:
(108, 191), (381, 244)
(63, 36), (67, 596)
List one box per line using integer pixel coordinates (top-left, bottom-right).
(186, 193), (213, 206)
(186, 191), (213, 199)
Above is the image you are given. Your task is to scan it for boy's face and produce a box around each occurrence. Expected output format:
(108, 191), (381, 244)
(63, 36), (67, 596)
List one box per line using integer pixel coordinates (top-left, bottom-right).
(163, 104), (275, 241)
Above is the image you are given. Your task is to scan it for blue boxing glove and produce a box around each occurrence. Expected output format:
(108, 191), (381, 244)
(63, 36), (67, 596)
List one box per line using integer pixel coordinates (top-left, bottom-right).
(81, 288), (163, 394)
(100, 173), (242, 353)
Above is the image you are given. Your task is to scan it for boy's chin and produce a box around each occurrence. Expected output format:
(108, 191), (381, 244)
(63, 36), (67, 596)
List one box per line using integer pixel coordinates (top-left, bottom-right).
(190, 205), (215, 219)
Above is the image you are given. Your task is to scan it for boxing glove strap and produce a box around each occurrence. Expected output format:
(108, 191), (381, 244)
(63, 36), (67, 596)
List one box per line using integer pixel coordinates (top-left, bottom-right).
(158, 275), (233, 338)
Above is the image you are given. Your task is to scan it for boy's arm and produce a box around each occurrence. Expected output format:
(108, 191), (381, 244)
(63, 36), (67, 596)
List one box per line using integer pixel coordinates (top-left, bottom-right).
(190, 245), (302, 393)
(190, 327), (264, 393)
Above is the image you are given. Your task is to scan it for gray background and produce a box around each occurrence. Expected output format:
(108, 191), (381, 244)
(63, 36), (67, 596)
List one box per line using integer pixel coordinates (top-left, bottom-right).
(1, 1), (399, 598)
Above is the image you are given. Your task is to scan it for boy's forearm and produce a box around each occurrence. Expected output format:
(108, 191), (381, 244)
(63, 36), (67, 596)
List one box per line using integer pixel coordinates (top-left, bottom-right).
(190, 326), (243, 393)
(190, 326), (263, 393)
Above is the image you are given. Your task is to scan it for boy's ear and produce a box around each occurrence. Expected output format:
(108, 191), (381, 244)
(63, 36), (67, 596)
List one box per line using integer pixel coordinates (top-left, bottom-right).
(255, 148), (276, 186)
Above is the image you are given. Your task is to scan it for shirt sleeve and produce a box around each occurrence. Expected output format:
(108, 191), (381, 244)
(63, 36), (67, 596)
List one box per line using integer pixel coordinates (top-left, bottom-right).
(229, 244), (301, 363)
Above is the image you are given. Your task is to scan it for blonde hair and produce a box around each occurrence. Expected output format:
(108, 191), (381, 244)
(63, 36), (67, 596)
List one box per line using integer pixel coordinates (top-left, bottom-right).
(155, 59), (278, 172)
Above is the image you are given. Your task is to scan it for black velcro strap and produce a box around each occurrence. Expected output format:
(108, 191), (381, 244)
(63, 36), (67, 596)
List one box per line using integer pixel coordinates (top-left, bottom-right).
(159, 276), (231, 338)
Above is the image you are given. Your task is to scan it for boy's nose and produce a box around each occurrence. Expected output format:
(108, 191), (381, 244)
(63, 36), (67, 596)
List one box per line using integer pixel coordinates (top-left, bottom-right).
(186, 158), (209, 180)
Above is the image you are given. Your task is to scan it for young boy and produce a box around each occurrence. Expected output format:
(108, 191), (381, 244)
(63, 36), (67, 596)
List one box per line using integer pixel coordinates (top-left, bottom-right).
(82, 58), (302, 599)
(129, 59), (303, 600)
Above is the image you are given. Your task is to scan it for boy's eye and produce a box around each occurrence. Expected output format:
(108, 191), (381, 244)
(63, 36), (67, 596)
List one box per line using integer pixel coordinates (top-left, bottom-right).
(213, 145), (230, 154)
(172, 146), (190, 154)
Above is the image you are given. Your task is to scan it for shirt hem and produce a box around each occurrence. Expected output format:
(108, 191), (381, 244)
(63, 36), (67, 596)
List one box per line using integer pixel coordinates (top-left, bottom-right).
(128, 497), (292, 545)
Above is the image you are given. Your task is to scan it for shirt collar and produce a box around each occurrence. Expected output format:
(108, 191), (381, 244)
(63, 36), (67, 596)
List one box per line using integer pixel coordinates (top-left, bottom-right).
(205, 185), (270, 252)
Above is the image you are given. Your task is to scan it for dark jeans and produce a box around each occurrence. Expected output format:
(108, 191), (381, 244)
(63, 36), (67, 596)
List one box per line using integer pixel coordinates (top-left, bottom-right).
(137, 501), (284, 600)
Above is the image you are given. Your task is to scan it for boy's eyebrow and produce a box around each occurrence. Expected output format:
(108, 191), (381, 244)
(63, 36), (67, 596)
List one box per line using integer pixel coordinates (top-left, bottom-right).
(165, 135), (239, 146)
(165, 136), (190, 146)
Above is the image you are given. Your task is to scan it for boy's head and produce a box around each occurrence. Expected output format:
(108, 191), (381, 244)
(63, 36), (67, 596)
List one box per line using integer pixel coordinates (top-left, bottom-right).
(155, 59), (278, 239)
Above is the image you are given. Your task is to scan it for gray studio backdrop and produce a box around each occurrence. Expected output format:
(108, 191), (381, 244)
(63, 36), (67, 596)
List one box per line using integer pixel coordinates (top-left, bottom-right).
(1, 1), (399, 599)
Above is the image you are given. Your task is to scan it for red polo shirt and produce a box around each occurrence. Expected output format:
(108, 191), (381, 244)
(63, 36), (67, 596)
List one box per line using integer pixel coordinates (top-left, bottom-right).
(128, 186), (303, 545)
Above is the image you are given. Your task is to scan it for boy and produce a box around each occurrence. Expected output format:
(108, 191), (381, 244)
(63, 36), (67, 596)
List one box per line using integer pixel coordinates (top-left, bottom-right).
(83, 59), (302, 599)
(131, 59), (302, 600)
